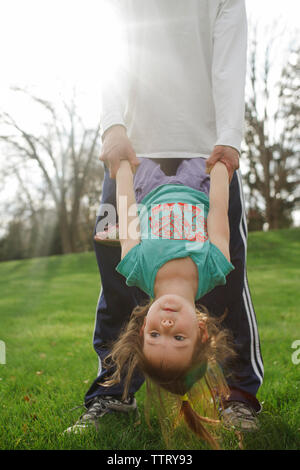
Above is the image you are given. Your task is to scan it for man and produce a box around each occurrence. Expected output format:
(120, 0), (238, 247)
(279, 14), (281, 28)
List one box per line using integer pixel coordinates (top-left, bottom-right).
(66, 0), (264, 434)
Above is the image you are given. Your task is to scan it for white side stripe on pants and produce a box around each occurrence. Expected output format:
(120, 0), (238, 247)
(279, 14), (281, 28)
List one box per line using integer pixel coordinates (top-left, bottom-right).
(236, 169), (264, 385)
(92, 287), (103, 377)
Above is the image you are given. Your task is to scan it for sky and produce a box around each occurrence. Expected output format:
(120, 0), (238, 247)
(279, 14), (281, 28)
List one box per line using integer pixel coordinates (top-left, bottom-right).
(0, 0), (299, 125)
(0, 0), (299, 223)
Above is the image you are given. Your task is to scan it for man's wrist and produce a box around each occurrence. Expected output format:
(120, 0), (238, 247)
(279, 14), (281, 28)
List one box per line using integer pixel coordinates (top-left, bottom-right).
(226, 145), (240, 158)
(214, 144), (240, 157)
(102, 124), (127, 142)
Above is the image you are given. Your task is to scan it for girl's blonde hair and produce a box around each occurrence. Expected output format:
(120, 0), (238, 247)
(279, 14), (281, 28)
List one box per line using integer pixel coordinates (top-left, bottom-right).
(103, 301), (235, 449)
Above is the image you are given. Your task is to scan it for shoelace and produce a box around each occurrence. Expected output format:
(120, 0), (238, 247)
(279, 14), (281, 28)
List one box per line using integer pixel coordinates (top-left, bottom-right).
(66, 396), (139, 432)
(67, 397), (107, 415)
(222, 402), (257, 421)
(68, 396), (132, 417)
(81, 399), (108, 421)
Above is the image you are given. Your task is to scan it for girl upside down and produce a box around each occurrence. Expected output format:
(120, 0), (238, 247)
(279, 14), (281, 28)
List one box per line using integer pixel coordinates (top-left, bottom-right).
(98, 157), (236, 449)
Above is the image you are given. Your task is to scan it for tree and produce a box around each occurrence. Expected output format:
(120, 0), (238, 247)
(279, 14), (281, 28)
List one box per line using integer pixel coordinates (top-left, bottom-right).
(243, 27), (300, 230)
(0, 89), (103, 255)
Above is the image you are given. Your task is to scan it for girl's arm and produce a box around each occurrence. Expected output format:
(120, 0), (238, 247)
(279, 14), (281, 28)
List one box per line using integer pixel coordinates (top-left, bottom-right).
(116, 160), (141, 259)
(207, 161), (230, 262)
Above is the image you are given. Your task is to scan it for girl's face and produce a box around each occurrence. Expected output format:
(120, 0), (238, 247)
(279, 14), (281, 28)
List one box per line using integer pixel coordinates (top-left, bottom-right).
(141, 294), (206, 369)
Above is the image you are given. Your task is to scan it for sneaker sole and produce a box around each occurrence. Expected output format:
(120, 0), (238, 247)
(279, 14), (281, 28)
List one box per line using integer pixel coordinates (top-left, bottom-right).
(63, 424), (91, 434)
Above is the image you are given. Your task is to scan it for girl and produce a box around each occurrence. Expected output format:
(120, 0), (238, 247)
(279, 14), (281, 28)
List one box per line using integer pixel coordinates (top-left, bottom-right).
(98, 157), (235, 448)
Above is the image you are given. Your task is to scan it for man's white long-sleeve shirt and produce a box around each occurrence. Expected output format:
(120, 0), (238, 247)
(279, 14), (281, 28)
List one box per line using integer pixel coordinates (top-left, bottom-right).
(100, 0), (248, 159)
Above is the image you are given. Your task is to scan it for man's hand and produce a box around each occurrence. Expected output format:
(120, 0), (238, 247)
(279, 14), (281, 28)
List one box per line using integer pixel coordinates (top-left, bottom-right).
(206, 145), (240, 183)
(99, 125), (140, 179)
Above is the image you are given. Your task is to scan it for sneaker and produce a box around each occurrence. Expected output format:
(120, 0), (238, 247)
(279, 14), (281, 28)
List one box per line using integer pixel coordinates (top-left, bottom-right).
(219, 401), (259, 432)
(64, 395), (138, 434)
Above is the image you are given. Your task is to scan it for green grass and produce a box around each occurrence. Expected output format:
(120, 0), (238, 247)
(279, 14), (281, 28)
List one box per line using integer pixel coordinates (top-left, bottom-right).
(0, 228), (300, 450)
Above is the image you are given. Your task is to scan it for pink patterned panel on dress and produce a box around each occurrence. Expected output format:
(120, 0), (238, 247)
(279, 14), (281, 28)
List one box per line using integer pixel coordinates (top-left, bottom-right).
(149, 202), (208, 242)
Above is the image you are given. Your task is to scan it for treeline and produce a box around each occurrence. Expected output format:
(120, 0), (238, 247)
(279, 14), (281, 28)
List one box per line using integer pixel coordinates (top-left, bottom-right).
(0, 94), (103, 261)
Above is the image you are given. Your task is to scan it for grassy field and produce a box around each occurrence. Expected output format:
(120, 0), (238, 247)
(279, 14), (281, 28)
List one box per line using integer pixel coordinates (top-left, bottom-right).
(0, 228), (299, 451)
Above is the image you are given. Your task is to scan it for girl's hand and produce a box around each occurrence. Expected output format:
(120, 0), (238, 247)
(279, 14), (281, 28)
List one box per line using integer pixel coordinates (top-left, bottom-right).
(206, 145), (239, 183)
